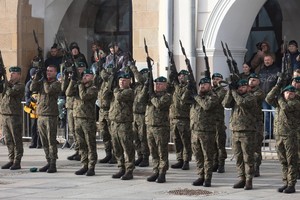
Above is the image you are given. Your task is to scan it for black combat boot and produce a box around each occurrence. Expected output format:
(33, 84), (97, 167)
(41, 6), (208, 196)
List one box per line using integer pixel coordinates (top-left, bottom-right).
(297, 169), (300, 179)
(217, 165), (225, 173)
(67, 152), (80, 161)
(204, 179), (211, 187)
(108, 155), (117, 164)
(233, 179), (246, 189)
(147, 173), (159, 182)
(192, 178), (204, 186)
(1, 161), (13, 169)
(156, 173), (166, 183)
(244, 179), (253, 190)
(121, 171), (133, 180)
(284, 186), (296, 193)
(212, 163), (219, 172)
(181, 161), (190, 170)
(86, 168), (95, 176)
(99, 151), (112, 163)
(254, 166), (260, 177)
(39, 163), (50, 172)
(75, 167), (88, 175)
(139, 157), (149, 167)
(73, 154), (81, 161)
(47, 161), (57, 173)
(134, 156), (143, 166)
(277, 185), (287, 193)
(10, 161), (21, 170)
(171, 160), (183, 169)
(112, 168), (125, 178)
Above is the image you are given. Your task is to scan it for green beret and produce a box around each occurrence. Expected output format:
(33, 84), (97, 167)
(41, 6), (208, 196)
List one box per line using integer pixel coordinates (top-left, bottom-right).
(154, 76), (167, 82)
(9, 66), (21, 73)
(248, 73), (259, 79)
(140, 68), (149, 74)
(212, 73), (223, 79)
(282, 85), (296, 93)
(292, 76), (300, 83)
(76, 62), (86, 68)
(118, 72), (131, 79)
(178, 70), (189, 76)
(83, 69), (94, 75)
(237, 79), (248, 87)
(199, 77), (211, 85)
(30, 167), (38, 172)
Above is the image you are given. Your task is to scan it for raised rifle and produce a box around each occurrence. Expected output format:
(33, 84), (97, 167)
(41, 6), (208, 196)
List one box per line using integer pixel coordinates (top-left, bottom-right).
(202, 39), (211, 79)
(0, 50), (7, 93)
(144, 38), (154, 96)
(179, 40), (197, 93)
(163, 34), (178, 81)
(33, 29), (46, 78)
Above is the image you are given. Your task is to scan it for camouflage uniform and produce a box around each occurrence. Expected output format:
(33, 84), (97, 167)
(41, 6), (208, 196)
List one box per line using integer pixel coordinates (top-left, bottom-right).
(0, 80), (24, 168)
(108, 87), (135, 174)
(66, 79), (98, 171)
(266, 85), (300, 189)
(130, 65), (150, 165)
(296, 89), (300, 179)
(61, 75), (79, 157)
(222, 89), (257, 185)
(145, 91), (172, 175)
(31, 78), (61, 169)
(212, 85), (227, 171)
(250, 85), (265, 176)
(190, 90), (218, 183)
(169, 82), (193, 167)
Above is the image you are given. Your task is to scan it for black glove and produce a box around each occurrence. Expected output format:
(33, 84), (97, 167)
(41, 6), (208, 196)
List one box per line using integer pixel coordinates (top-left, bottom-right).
(71, 72), (77, 81)
(229, 82), (238, 90)
(187, 81), (196, 91)
(276, 72), (284, 88)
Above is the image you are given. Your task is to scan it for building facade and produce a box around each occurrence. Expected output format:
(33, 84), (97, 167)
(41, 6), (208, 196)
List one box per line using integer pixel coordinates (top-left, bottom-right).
(1, 0), (300, 82)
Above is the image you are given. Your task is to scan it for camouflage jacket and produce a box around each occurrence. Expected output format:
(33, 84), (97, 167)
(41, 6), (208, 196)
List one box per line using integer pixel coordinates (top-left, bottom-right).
(265, 85), (300, 135)
(61, 74), (74, 109)
(222, 90), (257, 132)
(30, 79), (61, 116)
(66, 80), (98, 120)
(0, 81), (24, 116)
(190, 90), (218, 132)
(130, 65), (148, 114)
(145, 91), (172, 127)
(109, 87), (134, 123)
(97, 69), (114, 110)
(212, 86), (227, 122)
(250, 86), (265, 119)
(169, 82), (192, 120)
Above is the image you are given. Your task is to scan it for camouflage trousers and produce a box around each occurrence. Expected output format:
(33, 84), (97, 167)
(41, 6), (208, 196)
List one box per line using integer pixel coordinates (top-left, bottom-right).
(232, 131), (255, 180)
(110, 121), (135, 172)
(192, 130), (215, 180)
(133, 113), (149, 159)
(276, 134), (298, 187)
(213, 121), (227, 166)
(38, 116), (58, 163)
(170, 118), (192, 162)
(147, 125), (170, 174)
(1, 115), (23, 163)
(298, 132), (300, 172)
(74, 117), (98, 168)
(254, 120), (264, 168)
(98, 108), (112, 156)
(67, 109), (79, 151)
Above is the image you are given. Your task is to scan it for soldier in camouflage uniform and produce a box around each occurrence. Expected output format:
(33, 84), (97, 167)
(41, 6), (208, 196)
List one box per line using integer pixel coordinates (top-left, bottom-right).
(146, 76), (172, 183)
(31, 65), (61, 173)
(109, 72), (135, 180)
(211, 73), (227, 173)
(190, 77), (218, 187)
(97, 64), (116, 164)
(66, 69), (98, 176)
(0, 66), (24, 170)
(266, 84), (300, 193)
(130, 66), (150, 167)
(222, 79), (258, 190)
(248, 73), (265, 177)
(169, 70), (193, 170)
(291, 76), (300, 179)
(62, 62), (86, 161)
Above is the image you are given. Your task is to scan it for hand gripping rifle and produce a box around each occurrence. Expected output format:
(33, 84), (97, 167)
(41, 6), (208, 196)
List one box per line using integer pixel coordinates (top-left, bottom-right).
(221, 41), (240, 88)
(144, 38), (154, 96)
(202, 39), (211, 79)
(0, 50), (7, 93)
(33, 29), (46, 78)
(163, 35), (178, 81)
(179, 40), (197, 93)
